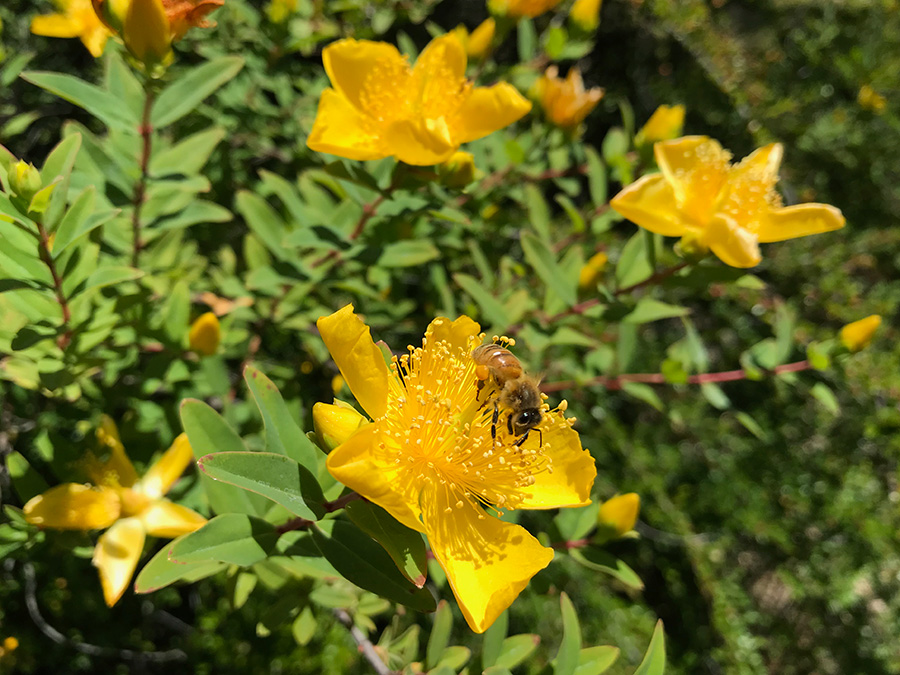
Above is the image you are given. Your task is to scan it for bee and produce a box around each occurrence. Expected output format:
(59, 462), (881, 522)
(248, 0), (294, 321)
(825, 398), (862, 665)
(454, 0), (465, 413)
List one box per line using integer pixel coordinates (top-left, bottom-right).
(472, 341), (543, 446)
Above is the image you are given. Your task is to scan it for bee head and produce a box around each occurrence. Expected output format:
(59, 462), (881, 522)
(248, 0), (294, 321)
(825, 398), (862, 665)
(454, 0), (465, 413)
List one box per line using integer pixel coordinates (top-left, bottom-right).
(512, 409), (542, 435)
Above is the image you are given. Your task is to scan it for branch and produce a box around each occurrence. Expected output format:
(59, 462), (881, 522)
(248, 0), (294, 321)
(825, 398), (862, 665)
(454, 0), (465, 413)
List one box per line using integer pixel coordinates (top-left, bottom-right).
(613, 261), (690, 296)
(35, 220), (72, 349)
(131, 85), (155, 268)
(333, 608), (396, 675)
(541, 359), (812, 393)
(22, 562), (187, 663)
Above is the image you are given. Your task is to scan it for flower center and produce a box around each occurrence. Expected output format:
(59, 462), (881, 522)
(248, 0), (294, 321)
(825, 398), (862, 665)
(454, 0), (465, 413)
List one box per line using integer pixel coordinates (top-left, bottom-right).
(378, 324), (552, 514)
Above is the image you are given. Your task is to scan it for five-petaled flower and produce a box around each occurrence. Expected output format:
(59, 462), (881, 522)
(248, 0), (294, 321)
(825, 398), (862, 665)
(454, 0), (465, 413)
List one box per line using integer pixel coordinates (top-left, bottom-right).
(306, 34), (532, 166)
(316, 305), (596, 632)
(610, 136), (846, 268)
(23, 416), (206, 606)
(31, 0), (111, 57)
(533, 66), (604, 133)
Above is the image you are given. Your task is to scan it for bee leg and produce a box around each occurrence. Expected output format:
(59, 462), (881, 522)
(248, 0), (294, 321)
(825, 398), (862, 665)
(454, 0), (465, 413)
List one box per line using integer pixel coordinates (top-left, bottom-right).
(514, 429), (530, 447)
(491, 402), (499, 441)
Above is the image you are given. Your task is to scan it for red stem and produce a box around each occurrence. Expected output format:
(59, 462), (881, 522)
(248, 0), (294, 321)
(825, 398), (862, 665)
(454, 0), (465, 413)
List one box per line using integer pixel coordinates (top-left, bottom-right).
(131, 88), (154, 268)
(36, 221), (71, 349)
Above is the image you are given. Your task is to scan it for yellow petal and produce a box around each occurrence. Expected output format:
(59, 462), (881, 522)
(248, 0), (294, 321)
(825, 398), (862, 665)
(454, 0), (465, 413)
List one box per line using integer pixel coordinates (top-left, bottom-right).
(123, 0), (171, 65)
(637, 104), (685, 145)
(731, 143), (783, 184)
(140, 433), (194, 500)
(598, 492), (640, 537)
(317, 305), (390, 419)
(424, 484), (554, 633)
(24, 484), (121, 530)
(654, 136), (730, 223)
(703, 214), (761, 268)
(313, 402), (370, 451)
(452, 83), (532, 144)
(413, 33), (467, 84)
(93, 517), (145, 606)
(94, 415), (139, 488)
(188, 312), (221, 356)
(306, 88), (388, 161)
(326, 424), (423, 532)
(514, 410), (596, 509)
(466, 18), (496, 59)
(83, 25), (109, 56)
(31, 14), (82, 38)
(757, 203), (845, 243)
(322, 39), (408, 111)
(384, 117), (456, 166)
(424, 315), (481, 356)
(840, 315), (881, 352)
(139, 499), (207, 538)
(609, 173), (688, 237)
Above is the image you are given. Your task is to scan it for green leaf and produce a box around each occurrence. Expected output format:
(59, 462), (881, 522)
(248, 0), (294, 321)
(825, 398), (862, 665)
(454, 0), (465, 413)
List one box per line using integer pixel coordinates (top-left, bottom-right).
(524, 184), (551, 243)
(311, 521), (436, 612)
(517, 18), (537, 61)
(454, 273), (510, 328)
(435, 646), (472, 671)
(585, 146), (607, 206)
(70, 266), (142, 296)
(482, 610), (508, 668)
(811, 382), (840, 415)
(162, 279), (190, 343)
(700, 383), (731, 410)
(494, 634), (540, 670)
(615, 232), (653, 288)
(621, 382), (665, 413)
(521, 232), (577, 306)
(52, 190), (117, 257)
(806, 341), (831, 371)
(150, 126), (226, 177)
(152, 56), (245, 128)
(378, 240), (440, 267)
(633, 620), (666, 675)
(575, 646), (620, 675)
(734, 412), (769, 441)
(21, 72), (139, 131)
(623, 299), (690, 324)
(198, 451), (325, 521)
(570, 548), (644, 590)
(555, 502), (600, 541)
(8, 451), (49, 502)
(426, 601), (453, 669)
(134, 537), (226, 594)
(168, 514), (279, 566)
(41, 133), (82, 227)
(235, 191), (288, 258)
(243, 366), (321, 474)
(292, 607), (317, 646)
(345, 500), (427, 588)
(556, 593), (581, 675)
(180, 399), (262, 516)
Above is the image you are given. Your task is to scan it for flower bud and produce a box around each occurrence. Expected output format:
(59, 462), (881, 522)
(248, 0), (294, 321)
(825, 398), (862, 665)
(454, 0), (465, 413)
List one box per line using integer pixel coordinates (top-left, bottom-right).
(569, 0), (602, 32)
(438, 151), (478, 189)
(533, 66), (603, 134)
(11, 160), (43, 202)
(578, 251), (608, 290)
(673, 229), (710, 262)
(636, 104), (686, 147)
(840, 315), (881, 352)
(597, 493), (640, 540)
(189, 312), (221, 356)
(312, 402), (368, 451)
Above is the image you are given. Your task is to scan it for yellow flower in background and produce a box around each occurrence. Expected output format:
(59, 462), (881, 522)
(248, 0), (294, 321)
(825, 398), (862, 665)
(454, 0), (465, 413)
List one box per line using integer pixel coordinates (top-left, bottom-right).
(488, 0), (562, 19)
(534, 66), (604, 133)
(454, 18), (496, 60)
(597, 493), (640, 539)
(578, 250), (608, 290)
(569, 0), (602, 32)
(857, 85), (887, 114)
(92, 0), (224, 68)
(317, 305), (596, 632)
(188, 311), (221, 355)
(23, 416), (206, 606)
(840, 315), (881, 352)
(266, 0), (297, 23)
(636, 104), (686, 146)
(31, 0), (111, 57)
(307, 34), (531, 166)
(611, 136), (846, 268)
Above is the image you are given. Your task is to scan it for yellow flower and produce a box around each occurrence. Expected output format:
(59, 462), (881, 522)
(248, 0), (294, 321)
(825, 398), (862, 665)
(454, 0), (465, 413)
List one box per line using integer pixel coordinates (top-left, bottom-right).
(840, 315), (881, 352)
(313, 401), (370, 451)
(2, 637), (18, 653)
(610, 136), (846, 268)
(857, 85), (887, 114)
(454, 18), (496, 60)
(92, 0), (224, 68)
(488, 0), (563, 19)
(533, 66), (604, 132)
(636, 104), (685, 146)
(597, 493), (640, 539)
(578, 251), (608, 290)
(307, 34), (532, 166)
(188, 311), (221, 356)
(23, 416), (206, 606)
(569, 0), (602, 32)
(266, 0), (297, 23)
(317, 305), (596, 632)
(31, 0), (111, 58)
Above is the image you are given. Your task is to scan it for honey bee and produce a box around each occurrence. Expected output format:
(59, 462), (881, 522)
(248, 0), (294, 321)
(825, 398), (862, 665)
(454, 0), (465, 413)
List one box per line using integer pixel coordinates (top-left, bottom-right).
(472, 341), (543, 446)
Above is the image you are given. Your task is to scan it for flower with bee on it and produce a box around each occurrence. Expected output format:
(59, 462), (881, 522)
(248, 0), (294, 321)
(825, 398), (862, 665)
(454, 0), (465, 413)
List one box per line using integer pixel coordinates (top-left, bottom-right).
(315, 305), (596, 633)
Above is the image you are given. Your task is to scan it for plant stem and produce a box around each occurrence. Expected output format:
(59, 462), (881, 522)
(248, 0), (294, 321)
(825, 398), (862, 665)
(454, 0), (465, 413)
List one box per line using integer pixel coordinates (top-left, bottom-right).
(613, 261), (690, 296)
(540, 359), (812, 393)
(35, 220), (72, 349)
(131, 84), (155, 268)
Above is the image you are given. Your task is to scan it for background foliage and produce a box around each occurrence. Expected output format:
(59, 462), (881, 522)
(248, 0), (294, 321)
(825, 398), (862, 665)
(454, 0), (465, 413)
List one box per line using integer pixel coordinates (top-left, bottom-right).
(0, 0), (898, 673)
